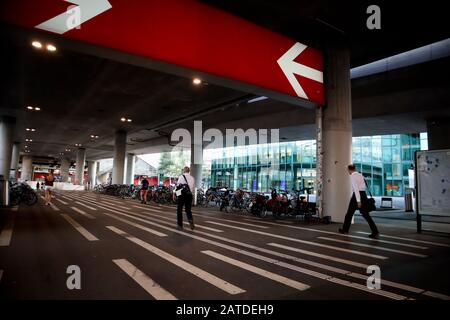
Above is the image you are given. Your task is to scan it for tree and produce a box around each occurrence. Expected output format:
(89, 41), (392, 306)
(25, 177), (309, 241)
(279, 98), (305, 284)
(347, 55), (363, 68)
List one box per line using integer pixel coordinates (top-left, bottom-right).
(158, 151), (190, 178)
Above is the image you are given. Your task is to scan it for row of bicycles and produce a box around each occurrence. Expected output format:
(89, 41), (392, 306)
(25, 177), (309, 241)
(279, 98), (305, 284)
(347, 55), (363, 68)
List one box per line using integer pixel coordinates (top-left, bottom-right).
(8, 182), (38, 206)
(197, 187), (321, 222)
(93, 184), (177, 205)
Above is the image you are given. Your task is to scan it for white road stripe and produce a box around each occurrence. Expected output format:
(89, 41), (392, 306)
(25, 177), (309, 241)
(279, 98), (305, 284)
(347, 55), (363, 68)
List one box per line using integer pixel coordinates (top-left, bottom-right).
(423, 291), (450, 300)
(317, 237), (428, 258)
(61, 214), (99, 241)
(55, 198), (68, 205)
(11, 206), (18, 212)
(202, 250), (309, 291)
(0, 215), (14, 246)
(68, 196), (449, 299)
(267, 243), (368, 268)
(40, 196), (60, 211)
(243, 218), (429, 249)
(75, 201), (97, 211)
(357, 231), (450, 248)
(112, 259), (177, 300)
(71, 207), (95, 219)
(61, 196), (167, 238)
(205, 221), (387, 260)
(107, 226), (245, 295)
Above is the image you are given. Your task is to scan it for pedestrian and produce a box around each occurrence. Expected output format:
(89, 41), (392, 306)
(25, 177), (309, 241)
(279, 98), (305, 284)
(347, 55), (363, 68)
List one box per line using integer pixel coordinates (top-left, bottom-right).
(175, 166), (195, 231)
(44, 169), (55, 206)
(140, 177), (150, 204)
(36, 182), (40, 191)
(339, 164), (379, 239)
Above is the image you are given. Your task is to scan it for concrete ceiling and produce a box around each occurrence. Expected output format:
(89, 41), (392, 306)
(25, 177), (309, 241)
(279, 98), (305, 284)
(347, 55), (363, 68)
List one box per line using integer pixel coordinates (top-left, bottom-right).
(1, 1), (449, 164)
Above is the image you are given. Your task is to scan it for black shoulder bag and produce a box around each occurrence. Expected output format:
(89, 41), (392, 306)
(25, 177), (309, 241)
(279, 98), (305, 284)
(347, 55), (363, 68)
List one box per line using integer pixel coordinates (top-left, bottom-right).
(363, 178), (377, 213)
(181, 175), (192, 196)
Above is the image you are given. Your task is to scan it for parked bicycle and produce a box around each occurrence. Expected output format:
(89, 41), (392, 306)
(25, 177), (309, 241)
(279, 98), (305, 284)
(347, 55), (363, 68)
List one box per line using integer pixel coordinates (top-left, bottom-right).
(9, 182), (38, 206)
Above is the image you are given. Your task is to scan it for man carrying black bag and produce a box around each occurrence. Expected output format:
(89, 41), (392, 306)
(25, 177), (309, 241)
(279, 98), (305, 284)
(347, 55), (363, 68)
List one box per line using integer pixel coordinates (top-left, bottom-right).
(339, 164), (379, 239)
(175, 166), (195, 231)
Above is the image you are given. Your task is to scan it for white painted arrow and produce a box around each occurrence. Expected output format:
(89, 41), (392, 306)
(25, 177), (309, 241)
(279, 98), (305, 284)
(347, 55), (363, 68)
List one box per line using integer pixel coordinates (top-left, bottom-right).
(277, 42), (324, 100)
(35, 0), (112, 35)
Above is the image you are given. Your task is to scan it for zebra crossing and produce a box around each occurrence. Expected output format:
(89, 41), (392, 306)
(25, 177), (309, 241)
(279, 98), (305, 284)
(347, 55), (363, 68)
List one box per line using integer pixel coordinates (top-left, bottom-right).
(1, 190), (449, 300)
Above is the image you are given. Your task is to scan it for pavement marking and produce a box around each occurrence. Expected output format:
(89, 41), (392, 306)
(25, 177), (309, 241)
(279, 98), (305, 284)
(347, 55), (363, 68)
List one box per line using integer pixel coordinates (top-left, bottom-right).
(107, 226), (245, 295)
(61, 195), (167, 237)
(75, 201), (97, 211)
(423, 291), (450, 300)
(55, 198), (69, 205)
(266, 243), (368, 268)
(205, 221), (388, 260)
(60, 214), (99, 241)
(76, 194), (450, 300)
(80, 199), (412, 299)
(356, 231), (450, 248)
(130, 206), (224, 233)
(242, 218), (429, 249)
(317, 237), (428, 258)
(112, 259), (177, 300)
(202, 250), (310, 291)
(40, 196), (60, 211)
(71, 207), (95, 219)
(11, 206), (18, 212)
(0, 214), (15, 246)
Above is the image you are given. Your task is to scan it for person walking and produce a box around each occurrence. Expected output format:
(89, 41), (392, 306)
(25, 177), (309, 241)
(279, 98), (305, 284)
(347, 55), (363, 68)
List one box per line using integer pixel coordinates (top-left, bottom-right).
(44, 169), (55, 206)
(339, 164), (379, 239)
(175, 166), (195, 231)
(140, 177), (150, 204)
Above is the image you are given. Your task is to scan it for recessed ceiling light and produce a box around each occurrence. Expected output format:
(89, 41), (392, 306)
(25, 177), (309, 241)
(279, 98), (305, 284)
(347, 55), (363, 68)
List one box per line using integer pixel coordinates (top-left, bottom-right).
(193, 78), (202, 85)
(32, 41), (42, 49)
(46, 44), (57, 52)
(120, 117), (126, 122)
(35, 107), (41, 111)
(27, 106), (33, 110)
(24, 145), (28, 148)
(127, 119), (132, 122)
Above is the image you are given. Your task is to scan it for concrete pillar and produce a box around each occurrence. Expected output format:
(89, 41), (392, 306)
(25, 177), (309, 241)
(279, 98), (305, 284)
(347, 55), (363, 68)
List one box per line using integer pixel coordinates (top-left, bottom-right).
(75, 148), (86, 185)
(112, 130), (126, 184)
(125, 153), (135, 185)
(87, 161), (97, 189)
(0, 116), (15, 180)
(21, 155), (33, 182)
(60, 158), (70, 183)
(190, 143), (202, 189)
(233, 166), (239, 190)
(427, 118), (450, 150)
(10, 142), (21, 181)
(321, 45), (353, 223)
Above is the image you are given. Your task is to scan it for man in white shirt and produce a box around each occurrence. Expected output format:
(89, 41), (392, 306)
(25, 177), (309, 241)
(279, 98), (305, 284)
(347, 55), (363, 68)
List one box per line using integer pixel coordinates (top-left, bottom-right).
(339, 164), (379, 238)
(175, 166), (195, 231)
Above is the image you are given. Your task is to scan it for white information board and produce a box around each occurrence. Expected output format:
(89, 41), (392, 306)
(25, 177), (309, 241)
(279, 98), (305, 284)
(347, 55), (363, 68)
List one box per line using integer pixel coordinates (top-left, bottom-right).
(416, 149), (450, 217)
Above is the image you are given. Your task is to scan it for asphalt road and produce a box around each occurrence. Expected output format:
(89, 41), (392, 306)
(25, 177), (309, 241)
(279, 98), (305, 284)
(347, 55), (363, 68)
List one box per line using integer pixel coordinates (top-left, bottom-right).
(1, 191), (449, 300)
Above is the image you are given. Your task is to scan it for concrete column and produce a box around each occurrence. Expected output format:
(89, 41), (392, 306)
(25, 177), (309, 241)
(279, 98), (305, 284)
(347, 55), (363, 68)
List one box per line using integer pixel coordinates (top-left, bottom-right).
(427, 118), (450, 150)
(10, 142), (21, 181)
(190, 143), (202, 189)
(0, 116), (15, 180)
(112, 130), (126, 184)
(321, 45), (353, 223)
(87, 161), (97, 189)
(21, 155), (33, 182)
(233, 166), (239, 190)
(60, 158), (70, 183)
(125, 153), (135, 185)
(75, 148), (86, 185)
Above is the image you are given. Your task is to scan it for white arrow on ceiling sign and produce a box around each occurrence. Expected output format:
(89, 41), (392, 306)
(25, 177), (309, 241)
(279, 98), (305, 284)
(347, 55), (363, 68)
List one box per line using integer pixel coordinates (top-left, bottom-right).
(277, 42), (324, 100)
(35, 0), (112, 35)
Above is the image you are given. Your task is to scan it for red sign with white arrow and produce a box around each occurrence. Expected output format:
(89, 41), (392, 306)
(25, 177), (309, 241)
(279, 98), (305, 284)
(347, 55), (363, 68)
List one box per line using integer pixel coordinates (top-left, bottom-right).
(0, 0), (325, 105)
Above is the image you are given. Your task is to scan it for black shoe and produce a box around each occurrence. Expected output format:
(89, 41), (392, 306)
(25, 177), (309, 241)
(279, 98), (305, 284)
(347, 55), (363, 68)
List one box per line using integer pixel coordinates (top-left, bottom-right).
(369, 233), (380, 239)
(338, 228), (348, 234)
(189, 220), (195, 230)
(176, 225), (183, 231)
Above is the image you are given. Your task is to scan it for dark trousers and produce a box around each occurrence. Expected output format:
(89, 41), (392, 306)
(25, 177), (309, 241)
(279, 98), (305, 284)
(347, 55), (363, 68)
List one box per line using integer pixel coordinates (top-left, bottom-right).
(342, 191), (379, 234)
(177, 194), (193, 227)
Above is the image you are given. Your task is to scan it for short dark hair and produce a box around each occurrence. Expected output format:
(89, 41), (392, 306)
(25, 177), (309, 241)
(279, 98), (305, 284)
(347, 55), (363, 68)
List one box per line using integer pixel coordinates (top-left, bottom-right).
(347, 164), (356, 171)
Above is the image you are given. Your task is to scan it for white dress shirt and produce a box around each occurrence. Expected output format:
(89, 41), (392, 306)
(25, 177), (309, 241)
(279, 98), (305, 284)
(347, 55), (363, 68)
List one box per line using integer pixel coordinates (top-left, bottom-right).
(350, 172), (366, 202)
(177, 173), (195, 193)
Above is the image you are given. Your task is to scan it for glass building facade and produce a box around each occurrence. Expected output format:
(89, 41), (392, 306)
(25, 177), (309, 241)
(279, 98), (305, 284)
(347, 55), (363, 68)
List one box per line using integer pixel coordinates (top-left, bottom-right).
(207, 133), (428, 197)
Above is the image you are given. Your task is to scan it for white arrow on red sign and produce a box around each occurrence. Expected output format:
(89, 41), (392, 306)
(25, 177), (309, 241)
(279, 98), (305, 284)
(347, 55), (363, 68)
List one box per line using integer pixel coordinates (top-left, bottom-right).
(277, 42), (324, 100)
(35, 0), (112, 34)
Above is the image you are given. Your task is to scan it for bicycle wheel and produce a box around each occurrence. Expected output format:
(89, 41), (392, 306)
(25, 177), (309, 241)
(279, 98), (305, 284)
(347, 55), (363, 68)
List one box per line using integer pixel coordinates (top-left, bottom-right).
(24, 192), (38, 206)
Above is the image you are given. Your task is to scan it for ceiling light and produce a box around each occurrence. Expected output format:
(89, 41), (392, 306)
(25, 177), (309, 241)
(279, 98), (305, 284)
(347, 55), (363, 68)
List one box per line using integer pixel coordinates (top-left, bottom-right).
(193, 78), (202, 85)
(120, 117), (126, 122)
(27, 106), (33, 110)
(35, 107), (41, 111)
(75, 143), (82, 147)
(32, 41), (42, 49)
(26, 128), (36, 132)
(46, 44), (57, 52)
(25, 139), (33, 142)
(24, 145), (28, 148)
(127, 119), (132, 122)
